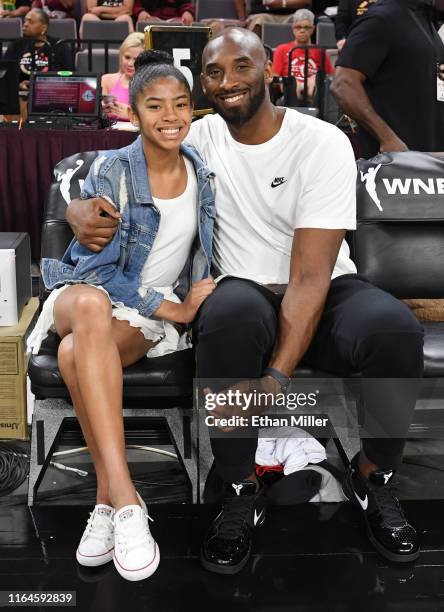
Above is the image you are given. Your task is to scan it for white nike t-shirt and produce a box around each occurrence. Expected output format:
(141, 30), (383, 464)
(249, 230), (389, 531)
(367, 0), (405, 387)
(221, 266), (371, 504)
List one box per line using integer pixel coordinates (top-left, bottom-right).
(186, 109), (357, 284)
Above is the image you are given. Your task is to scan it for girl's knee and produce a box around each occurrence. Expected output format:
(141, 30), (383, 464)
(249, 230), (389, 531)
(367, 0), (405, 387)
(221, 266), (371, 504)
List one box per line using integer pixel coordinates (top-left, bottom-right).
(73, 289), (112, 321)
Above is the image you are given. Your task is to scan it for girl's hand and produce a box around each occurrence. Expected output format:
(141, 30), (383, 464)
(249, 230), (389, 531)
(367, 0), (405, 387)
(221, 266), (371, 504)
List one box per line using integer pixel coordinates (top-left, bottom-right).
(179, 277), (216, 323)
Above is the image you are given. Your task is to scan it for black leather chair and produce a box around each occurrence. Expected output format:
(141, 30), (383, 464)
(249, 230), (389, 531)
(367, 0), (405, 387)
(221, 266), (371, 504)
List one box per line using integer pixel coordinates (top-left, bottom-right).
(27, 151), (198, 505)
(354, 151), (444, 435)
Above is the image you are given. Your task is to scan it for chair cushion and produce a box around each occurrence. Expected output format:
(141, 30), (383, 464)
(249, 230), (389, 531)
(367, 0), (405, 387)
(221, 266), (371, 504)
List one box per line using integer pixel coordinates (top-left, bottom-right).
(28, 333), (195, 399)
(28, 321), (444, 400)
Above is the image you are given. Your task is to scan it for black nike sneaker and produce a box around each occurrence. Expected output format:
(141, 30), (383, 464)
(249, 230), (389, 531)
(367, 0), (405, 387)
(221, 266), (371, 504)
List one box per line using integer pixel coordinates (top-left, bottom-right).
(343, 454), (419, 563)
(201, 480), (266, 574)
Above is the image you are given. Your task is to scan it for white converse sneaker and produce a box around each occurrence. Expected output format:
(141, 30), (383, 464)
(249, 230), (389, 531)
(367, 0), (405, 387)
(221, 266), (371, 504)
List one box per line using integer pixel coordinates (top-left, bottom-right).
(113, 493), (160, 582)
(76, 504), (114, 567)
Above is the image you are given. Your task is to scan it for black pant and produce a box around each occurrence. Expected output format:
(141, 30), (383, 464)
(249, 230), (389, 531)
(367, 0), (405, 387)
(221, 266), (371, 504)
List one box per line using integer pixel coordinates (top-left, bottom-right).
(195, 275), (424, 482)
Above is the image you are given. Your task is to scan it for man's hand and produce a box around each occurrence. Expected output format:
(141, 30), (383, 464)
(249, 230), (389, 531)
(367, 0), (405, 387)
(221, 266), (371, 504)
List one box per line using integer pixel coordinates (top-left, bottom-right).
(379, 135), (408, 153)
(181, 10), (193, 25)
(0, 9), (11, 16)
(439, 63), (444, 81)
(89, 6), (102, 15)
(337, 38), (346, 51)
(66, 197), (121, 252)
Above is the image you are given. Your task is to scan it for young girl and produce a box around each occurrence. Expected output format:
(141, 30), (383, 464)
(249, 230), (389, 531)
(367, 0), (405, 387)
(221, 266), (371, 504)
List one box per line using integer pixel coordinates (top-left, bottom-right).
(27, 50), (216, 582)
(101, 32), (144, 121)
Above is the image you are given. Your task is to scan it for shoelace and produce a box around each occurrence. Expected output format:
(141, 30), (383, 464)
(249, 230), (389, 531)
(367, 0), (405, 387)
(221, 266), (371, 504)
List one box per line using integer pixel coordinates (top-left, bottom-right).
(84, 511), (113, 546)
(115, 511), (154, 556)
(370, 482), (407, 527)
(216, 495), (256, 540)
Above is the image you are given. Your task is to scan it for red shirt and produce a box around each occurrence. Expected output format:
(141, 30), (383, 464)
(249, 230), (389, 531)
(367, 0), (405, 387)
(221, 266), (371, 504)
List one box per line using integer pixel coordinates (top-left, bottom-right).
(272, 43), (334, 82)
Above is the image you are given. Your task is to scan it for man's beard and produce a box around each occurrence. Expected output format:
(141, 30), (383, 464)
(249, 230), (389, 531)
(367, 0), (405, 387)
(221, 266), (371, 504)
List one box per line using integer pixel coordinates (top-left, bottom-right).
(211, 80), (266, 127)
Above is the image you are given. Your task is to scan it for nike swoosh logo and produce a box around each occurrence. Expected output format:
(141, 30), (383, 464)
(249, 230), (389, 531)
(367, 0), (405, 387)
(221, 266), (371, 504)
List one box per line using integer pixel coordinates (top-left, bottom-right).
(383, 471), (393, 484)
(354, 491), (368, 510)
(254, 509), (264, 525)
(271, 178), (287, 188)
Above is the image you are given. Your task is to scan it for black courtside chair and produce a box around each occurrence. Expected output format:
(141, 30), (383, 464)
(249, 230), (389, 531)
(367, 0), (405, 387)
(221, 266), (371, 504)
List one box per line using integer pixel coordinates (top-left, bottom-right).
(27, 151), (198, 505)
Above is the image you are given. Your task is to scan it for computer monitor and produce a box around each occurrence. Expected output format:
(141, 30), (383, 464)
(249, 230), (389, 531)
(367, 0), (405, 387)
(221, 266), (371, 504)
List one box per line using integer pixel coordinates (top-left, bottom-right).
(0, 60), (20, 115)
(28, 72), (101, 118)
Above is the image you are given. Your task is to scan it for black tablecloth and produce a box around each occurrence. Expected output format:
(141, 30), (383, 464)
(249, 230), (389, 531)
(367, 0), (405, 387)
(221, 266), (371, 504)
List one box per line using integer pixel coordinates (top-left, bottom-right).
(0, 128), (138, 260)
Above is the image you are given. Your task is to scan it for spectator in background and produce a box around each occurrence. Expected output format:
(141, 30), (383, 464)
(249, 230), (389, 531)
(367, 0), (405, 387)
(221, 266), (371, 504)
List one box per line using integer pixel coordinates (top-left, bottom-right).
(332, 0), (444, 158)
(134, 0), (193, 25)
(0, 0), (30, 18)
(234, 0), (311, 36)
(80, 0), (134, 38)
(101, 32), (144, 121)
(4, 8), (72, 116)
(31, 0), (74, 19)
(273, 8), (334, 103)
(335, 0), (377, 50)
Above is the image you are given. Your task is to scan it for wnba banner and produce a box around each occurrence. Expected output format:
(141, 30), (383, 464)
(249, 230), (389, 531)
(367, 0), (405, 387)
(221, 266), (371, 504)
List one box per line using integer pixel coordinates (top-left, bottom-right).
(144, 25), (212, 116)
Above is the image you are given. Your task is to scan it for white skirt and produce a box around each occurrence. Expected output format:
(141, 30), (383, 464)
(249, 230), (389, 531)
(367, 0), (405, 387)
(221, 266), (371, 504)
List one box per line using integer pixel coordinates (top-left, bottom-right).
(26, 283), (191, 358)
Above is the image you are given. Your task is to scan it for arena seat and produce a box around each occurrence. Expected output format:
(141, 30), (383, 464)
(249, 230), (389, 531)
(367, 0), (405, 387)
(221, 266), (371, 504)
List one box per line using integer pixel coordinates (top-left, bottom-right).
(81, 19), (130, 42)
(75, 48), (120, 72)
(27, 151), (198, 506)
(0, 17), (22, 55)
(316, 20), (336, 47)
(48, 18), (77, 41)
(262, 23), (293, 49)
(354, 151), (444, 378)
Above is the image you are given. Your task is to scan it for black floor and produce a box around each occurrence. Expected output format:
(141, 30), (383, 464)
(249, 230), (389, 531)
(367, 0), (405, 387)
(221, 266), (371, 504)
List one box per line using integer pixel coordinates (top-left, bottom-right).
(1, 435), (444, 611)
(1, 502), (444, 611)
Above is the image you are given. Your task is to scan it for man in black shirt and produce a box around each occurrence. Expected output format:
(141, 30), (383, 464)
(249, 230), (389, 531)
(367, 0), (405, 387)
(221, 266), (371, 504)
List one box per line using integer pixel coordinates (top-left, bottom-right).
(335, 0), (377, 49)
(332, 0), (444, 158)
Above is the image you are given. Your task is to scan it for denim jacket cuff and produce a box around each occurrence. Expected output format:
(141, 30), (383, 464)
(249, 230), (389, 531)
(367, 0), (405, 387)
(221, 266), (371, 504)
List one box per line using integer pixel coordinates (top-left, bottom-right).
(137, 288), (165, 318)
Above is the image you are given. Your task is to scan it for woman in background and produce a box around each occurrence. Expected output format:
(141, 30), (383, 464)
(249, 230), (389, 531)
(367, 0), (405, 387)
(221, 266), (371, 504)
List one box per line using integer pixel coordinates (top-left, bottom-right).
(80, 0), (134, 38)
(101, 32), (144, 121)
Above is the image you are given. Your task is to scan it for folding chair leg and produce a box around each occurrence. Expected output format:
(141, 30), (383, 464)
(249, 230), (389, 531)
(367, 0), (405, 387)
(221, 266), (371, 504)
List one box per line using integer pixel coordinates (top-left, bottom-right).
(28, 399), (73, 506)
(165, 408), (198, 504)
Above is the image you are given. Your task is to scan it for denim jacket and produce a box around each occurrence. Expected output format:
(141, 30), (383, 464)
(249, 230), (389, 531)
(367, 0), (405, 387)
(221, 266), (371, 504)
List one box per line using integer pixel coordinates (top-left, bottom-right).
(41, 136), (215, 318)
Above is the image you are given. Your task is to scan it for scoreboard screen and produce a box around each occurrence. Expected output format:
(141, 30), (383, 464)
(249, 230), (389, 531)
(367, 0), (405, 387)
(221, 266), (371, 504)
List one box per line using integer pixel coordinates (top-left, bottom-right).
(144, 25), (213, 116)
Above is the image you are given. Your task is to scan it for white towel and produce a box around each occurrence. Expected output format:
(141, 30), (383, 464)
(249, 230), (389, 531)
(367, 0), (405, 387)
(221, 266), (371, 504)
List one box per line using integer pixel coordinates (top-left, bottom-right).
(256, 427), (326, 475)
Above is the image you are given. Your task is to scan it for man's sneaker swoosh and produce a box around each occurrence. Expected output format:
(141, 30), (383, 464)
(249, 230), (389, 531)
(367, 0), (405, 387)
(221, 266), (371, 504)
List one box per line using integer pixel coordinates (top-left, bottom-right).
(253, 509), (264, 526)
(354, 491), (368, 510)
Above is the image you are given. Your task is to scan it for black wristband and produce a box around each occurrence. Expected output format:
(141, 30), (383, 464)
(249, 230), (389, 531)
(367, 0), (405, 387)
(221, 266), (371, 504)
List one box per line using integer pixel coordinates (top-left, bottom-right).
(263, 367), (291, 393)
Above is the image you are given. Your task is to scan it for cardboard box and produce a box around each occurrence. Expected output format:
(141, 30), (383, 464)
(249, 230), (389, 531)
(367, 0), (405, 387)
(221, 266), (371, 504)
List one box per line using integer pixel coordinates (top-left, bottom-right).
(0, 298), (39, 440)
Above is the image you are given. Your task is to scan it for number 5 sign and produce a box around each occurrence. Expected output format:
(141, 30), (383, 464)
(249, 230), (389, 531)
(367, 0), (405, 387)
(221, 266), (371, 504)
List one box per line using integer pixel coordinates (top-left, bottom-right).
(144, 25), (212, 116)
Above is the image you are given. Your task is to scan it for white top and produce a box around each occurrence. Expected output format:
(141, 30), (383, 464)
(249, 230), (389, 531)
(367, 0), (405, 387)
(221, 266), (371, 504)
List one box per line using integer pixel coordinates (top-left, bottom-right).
(186, 109), (357, 284)
(141, 156), (198, 287)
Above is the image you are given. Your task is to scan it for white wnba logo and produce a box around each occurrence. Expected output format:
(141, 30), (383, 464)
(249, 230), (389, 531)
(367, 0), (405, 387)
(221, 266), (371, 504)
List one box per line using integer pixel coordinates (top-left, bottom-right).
(55, 159), (85, 205)
(360, 163), (383, 212)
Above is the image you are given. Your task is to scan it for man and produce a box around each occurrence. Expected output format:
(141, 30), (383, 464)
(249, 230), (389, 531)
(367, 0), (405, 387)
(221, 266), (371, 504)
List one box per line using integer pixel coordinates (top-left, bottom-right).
(233, 0), (311, 36)
(335, 0), (378, 50)
(272, 8), (334, 103)
(332, 0), (444, 158)
(66, 29), (423, 574)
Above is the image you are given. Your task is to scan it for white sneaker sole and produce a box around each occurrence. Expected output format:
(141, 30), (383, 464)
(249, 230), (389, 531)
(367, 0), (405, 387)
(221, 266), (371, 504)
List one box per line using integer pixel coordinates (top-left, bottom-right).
(76, 547), (114, 567)
(113, 541), (160, 582)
